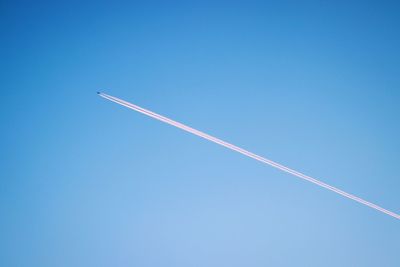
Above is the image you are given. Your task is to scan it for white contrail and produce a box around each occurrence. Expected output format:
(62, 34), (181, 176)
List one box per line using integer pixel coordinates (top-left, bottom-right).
(98, 92), (400, 220)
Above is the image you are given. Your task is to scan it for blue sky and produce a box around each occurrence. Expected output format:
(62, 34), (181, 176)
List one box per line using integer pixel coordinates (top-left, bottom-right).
(1, 1), (400, 266)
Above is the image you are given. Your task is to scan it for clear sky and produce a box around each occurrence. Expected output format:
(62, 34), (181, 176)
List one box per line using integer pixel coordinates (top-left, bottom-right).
(1, 1), (400, 266)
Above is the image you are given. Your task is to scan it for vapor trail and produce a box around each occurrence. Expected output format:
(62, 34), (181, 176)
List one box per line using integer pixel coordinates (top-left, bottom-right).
(98, 92), (399, 220)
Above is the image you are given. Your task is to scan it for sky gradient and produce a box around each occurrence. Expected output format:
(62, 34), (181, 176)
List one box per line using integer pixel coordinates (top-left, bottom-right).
(1, 1), (400, 266)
